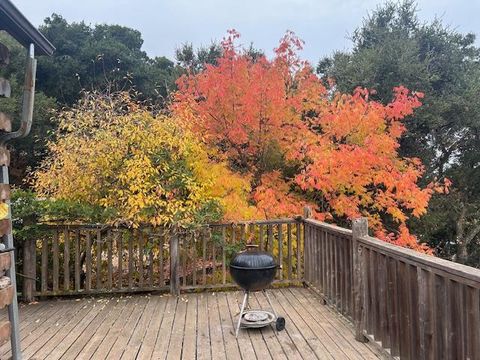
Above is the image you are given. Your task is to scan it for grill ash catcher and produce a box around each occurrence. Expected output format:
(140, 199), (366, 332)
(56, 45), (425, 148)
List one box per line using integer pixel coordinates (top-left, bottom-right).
(229, 244), (286, 337)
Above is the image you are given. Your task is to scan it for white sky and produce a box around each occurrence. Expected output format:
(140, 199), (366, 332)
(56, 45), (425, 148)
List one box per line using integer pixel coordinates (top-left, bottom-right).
(12, 0), (480, 64)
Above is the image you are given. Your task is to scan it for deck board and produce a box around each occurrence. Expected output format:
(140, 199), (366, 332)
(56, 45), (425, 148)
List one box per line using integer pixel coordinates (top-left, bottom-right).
(0, 288), (381, 359)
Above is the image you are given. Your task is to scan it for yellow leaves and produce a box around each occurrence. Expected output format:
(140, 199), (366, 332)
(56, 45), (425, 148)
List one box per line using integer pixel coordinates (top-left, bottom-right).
(33, 92), (254, 227)
(0, 203), (8, 220)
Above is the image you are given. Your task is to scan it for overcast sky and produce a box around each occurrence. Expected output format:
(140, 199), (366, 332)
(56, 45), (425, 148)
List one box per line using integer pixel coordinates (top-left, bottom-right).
(12, 0), (480, 64)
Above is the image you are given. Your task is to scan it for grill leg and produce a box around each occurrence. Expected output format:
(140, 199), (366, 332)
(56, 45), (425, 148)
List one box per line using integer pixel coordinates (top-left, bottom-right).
(235, 291), (249, 338)
(263, 289), (277, 318)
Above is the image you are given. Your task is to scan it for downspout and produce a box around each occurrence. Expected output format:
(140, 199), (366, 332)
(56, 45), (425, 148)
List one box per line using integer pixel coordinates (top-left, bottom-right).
(0, 43), (36, 144)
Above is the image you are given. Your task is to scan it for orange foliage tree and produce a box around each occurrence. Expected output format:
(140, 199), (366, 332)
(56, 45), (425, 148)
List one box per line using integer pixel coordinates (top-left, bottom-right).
(173, 30), (447, 251)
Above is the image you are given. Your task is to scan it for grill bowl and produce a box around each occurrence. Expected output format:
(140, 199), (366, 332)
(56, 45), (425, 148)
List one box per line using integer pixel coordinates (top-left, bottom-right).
(229, 248), (277, 291)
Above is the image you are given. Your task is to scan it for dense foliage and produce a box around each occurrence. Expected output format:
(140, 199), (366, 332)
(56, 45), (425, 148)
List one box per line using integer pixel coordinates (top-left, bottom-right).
(33, 92), (256, 227)
(173, 30), (447, 251)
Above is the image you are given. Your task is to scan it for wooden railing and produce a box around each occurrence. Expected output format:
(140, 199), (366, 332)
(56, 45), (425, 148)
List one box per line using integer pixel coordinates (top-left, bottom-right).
(303, 217), (480, 360)
(21, 218), (304, 298)
(20, 213), (480, 359)
(303, 218), (354, 320)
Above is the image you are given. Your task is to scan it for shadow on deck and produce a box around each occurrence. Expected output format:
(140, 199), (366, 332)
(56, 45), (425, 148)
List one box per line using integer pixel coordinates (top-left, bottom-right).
(0, 287), (381, 360)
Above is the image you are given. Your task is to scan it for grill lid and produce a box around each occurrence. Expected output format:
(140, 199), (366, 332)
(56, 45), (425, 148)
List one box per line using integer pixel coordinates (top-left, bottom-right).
(230, 248), (277, 269)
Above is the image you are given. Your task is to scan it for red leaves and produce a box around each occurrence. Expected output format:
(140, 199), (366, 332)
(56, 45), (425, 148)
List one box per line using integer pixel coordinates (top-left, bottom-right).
(172, 30), (436, 253)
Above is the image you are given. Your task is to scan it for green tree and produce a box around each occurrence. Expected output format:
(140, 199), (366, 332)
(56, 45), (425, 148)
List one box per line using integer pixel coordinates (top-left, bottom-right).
(318, 0), (480, 265)
(37, 14), (176, 106)
(175, 41), (264, 73)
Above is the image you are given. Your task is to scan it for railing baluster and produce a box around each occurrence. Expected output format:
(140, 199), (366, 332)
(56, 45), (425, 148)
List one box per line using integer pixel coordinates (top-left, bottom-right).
(278, 223), (283, 281)
(296, 221), (301, 280)
(85, 231), (92, 292)
(138, 229), (144, 288)
(287, 223), (292, 280)
(222, 226), (226, 285)
(343, 236), (350, 315)
(169, 229), (180, 296)
(128, 231), (133, 289)
(267, 224), (273, 253)
(192, 231), (197, 286)
(388, 257), (400, 356)
(96, 229), (102, 290)
(397, 260), (410, 358)
(409, 264), (420, 359)
(338, 234), (343, 312)
(182, 232), (187, 287)
(41, 237), (48, 294)
(248, 223), (255, 245)
(148, 231), (154, 288)
(74, 229), (80, 292)
(316, 229), (321, 290)
(202, 228), (207, 285)
(212, 229), (216, 281)
(63, 228), (70, 291)
(303, 224), (309, 282)
(259, 225), (264, 250)
(466, 286), (480, 359)
(117, 230), (123, 290)
(316, 228), (321, 289)
(321, 229), (326, 296)
(378, 254), (388, 347)
(417, 267), (432, 359)
(52, 228), (60, 292)
(159, 231), (164, 287)
(328, 231), (333, 302)
(107, 230), (113, 290)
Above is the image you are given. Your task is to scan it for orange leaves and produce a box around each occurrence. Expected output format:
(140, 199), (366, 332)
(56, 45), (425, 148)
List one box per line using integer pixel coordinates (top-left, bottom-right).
(253, 171), (312, 218)
(294, 86), (430, 249)
(173, 30), (316, 169)
(172, 30), (437, 252)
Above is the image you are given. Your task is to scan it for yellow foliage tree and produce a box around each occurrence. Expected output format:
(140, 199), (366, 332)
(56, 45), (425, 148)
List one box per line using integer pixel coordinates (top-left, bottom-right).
(33, 92), (258, 227)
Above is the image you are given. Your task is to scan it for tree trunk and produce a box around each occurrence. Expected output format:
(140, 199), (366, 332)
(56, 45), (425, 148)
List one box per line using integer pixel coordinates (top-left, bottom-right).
(455, 205), (480, 265)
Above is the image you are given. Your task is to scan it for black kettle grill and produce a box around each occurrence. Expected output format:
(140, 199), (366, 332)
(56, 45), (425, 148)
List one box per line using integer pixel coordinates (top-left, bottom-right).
(230, 244), (286, 337)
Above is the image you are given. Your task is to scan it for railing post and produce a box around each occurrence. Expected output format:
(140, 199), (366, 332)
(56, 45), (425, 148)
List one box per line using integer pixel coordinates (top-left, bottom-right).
(352, 217), (368, 342)
(169, 229), (180, 296)
(302, 207), (311, 283)
(22, 238), (36, 302)
(303, 206), (312, 219)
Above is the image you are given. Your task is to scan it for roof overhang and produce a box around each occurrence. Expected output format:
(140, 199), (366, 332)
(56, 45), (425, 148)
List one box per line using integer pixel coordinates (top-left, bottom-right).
(0, 0), (55, 56)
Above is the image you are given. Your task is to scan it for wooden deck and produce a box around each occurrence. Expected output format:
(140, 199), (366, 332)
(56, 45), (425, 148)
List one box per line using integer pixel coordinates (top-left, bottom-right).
(0, 287), (381, 360)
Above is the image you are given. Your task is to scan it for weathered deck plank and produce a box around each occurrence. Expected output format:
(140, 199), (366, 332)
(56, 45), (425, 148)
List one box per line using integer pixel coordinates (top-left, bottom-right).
(224, 291), (257, 359)
(181, 294), (198, 360)
(196, 293), (211, 360)
(207, 293), (227, 360)
(291, 287), (381, 359)
(216, 293), (242, 360)
(135, 295), (169, 359)
(0, 288), (381, 360)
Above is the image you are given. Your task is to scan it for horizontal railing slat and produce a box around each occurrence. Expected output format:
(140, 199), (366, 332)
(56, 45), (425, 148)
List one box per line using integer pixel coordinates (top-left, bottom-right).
(359, 235), (480, 286)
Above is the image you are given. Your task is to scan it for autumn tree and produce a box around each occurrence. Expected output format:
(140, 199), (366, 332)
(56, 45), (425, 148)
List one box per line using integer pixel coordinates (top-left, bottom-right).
(173, 30), (446, 251)
(33, 91), (257, 227)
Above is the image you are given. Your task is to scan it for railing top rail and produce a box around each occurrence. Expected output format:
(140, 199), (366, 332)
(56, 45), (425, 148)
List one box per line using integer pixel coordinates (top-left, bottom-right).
(209, 218), (299, 226)
(39, 218), (299, 230)
(303, 218), (353, 237)
(359, 234), (480, 285)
